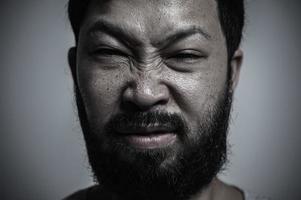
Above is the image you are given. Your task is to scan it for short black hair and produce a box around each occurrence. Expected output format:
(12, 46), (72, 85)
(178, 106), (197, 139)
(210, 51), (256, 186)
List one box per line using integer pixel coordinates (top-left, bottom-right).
(68, 0), (244, 59)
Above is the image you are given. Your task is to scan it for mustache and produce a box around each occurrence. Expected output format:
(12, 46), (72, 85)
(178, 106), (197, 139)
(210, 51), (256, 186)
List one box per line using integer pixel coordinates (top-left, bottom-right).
(104, 111), (188, 135)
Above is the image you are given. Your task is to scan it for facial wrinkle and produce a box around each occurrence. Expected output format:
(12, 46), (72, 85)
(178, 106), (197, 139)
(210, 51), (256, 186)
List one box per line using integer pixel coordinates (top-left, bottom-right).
(130, 47), (164, 73)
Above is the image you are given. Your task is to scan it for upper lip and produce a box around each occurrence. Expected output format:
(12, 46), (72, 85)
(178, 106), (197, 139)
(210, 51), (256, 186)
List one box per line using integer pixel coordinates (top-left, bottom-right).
(115, 125), (175, 136)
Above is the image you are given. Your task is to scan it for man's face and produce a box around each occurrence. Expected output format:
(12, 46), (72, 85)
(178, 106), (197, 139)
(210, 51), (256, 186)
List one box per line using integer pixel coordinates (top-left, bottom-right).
(70, 0), (240, 199)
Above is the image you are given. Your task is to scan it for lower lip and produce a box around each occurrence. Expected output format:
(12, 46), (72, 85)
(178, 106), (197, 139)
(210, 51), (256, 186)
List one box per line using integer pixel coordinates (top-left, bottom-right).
(123, 133), (177, 149)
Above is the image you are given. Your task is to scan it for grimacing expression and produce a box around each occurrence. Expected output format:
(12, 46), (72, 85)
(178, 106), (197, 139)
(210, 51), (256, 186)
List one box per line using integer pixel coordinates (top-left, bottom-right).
(69, 0), (242, 199)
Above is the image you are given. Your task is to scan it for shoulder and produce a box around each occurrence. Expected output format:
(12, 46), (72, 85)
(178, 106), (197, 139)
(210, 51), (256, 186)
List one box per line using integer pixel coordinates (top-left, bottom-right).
(215, 179), (271, 200)
(63, 189), (87, 200)
(62, 185), (100, 200)
(243, 191), (271, 200)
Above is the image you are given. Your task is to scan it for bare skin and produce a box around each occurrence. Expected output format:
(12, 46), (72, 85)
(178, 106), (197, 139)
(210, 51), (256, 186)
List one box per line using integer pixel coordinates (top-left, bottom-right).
(82, 178), (244, 200)
(68, 0), (243, 199)
(197, 178), (244, 200)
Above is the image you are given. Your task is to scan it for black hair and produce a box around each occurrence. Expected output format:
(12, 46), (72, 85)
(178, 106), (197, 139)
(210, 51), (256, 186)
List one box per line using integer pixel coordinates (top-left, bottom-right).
(68, 0), (244, 59)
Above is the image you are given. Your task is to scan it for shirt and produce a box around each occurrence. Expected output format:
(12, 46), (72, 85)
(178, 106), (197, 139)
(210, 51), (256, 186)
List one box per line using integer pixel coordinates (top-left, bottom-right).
(63, 186), (270, 200)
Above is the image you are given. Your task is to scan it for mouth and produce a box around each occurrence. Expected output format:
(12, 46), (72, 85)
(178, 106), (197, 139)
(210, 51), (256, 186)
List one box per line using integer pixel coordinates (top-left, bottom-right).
(114, 126), (177, 149)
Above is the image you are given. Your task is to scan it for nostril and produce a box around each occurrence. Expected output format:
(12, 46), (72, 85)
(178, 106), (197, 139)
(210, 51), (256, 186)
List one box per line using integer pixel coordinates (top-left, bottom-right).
(157, 98), (169, 105)
(121, 84), (169, 111)
(120, 99), (142, 112)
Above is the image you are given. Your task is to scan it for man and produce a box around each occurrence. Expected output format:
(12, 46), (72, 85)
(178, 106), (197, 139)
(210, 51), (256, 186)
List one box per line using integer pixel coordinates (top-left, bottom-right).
(64, 0), (264, 199)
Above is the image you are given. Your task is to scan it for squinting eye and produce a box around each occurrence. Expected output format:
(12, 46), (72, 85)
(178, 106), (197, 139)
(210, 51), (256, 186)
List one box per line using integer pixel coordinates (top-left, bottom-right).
(174, 53), (201, 60)
(92, 48), (127, 58)
(168, 50), (206, 64)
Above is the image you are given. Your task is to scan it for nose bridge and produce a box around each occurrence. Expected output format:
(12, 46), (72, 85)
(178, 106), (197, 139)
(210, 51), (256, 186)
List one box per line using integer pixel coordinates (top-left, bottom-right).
(131, 46), (163, 72)
(134, 71), (161, 98)
(134, 59), (162, 72)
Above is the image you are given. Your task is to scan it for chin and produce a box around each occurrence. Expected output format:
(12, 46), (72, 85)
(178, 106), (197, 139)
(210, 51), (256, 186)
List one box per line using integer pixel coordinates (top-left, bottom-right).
(76, 83), (232, 200)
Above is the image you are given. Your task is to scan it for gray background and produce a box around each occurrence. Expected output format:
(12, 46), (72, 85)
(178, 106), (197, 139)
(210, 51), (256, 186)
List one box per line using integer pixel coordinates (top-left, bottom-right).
(0, 0), (300, 199)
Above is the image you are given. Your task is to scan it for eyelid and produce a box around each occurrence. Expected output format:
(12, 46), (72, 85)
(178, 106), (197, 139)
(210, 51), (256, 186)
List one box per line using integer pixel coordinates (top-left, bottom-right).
(90, 45), (129, 57)
(175, 49), (204, 55)
(162, 49), (208, 69)
(164, 49), (207, 59)
(92, 45), (121, 52)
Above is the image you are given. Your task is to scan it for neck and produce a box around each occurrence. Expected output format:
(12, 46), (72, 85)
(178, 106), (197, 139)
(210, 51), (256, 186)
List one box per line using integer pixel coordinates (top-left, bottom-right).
(190, 178), (244, 200)
(91, 178), (243, 200)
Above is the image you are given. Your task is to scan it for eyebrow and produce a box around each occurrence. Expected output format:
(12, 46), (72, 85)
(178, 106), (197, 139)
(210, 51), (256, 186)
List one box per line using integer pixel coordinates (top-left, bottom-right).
(87, 20), (212, 48)
(87, 20), (142, 47)
(154, 26), (212, 49)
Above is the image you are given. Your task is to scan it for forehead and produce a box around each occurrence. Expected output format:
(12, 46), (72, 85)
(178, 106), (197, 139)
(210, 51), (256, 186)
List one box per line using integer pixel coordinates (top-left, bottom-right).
(81, 0), (223, 43)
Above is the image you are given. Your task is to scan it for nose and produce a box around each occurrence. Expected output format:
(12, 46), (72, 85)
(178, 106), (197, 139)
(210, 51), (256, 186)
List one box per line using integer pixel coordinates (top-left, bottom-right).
(122, 75), (170, 111)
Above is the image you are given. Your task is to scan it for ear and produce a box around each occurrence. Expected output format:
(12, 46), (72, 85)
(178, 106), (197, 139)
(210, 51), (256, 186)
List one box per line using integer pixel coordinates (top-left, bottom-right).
(68, 47), (77, 84)
(229, 49), (243, 92)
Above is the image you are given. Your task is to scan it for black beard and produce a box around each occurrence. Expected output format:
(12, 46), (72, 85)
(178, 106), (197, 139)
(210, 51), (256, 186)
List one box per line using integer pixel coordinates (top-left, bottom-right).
(75, 83), (232, 200)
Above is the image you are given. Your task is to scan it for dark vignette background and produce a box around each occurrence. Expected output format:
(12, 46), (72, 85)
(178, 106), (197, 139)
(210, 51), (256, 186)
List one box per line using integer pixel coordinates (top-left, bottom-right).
(0, 0), (300, 199)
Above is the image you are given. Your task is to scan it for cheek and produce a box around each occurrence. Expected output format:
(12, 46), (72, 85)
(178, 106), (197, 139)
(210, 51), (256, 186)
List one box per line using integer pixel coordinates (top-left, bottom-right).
(163, 61), (227, 124)
(77, 64), (125, 125)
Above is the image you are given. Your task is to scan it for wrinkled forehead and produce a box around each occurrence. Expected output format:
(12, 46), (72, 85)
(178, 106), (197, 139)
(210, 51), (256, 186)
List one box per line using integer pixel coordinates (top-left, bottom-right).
(80, 0), (223, 44)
